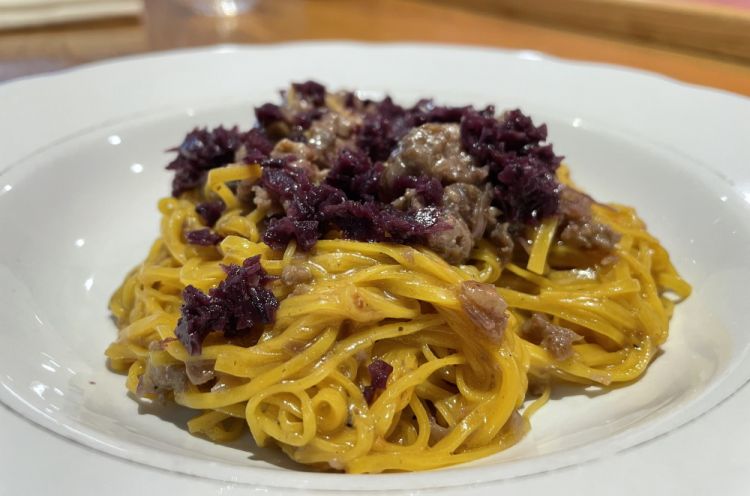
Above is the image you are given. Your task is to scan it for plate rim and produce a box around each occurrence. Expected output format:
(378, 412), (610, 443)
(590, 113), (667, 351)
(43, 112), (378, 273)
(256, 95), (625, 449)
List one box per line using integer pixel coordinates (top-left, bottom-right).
(1, 41), (750, 491)
(3, 40), (750, 102)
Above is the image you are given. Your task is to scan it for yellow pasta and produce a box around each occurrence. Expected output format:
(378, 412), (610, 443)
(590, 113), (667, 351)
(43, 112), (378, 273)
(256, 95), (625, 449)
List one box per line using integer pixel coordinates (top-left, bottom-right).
(107, 155), (689, 473)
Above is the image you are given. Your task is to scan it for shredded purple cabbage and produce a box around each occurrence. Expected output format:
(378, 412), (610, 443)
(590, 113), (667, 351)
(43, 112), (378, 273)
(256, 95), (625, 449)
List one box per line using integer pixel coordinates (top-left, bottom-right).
(260, 161), (347, 250)
(185, 228), (223, 246)
(159, 82), (571, 358)
(174, 256), (278, 355)
(356, 97), (411, 162)
(324, 148), (382, 202)
(292, 108), (325, 130)
(356, 97), (467, 162)
(264, 217), (322, 253)
(166, 127), (273, 196)
(322, 202), (442, 244)
(363, 358), (393, 403)
(241, 128), (275, 165)
(461, 109), (562, 224)
(253, 81), (327, 139)
(292, 80), (327, 107)
(354, 96), (562, 224)
(195, 200), (225, 227)
(261, 160), (443, 251)
(165, 81), (563, 257)
(254, 103), (285, 128)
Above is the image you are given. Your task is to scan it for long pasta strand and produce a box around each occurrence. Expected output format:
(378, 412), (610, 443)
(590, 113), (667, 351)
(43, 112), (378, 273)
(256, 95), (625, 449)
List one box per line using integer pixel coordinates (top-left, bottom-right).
(106, 163), (690, 473)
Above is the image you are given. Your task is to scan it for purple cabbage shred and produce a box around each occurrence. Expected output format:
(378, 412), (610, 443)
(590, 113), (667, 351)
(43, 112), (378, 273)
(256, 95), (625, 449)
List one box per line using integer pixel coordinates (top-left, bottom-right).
(325, 148), (382, 202)
(292, 80), (327, 107)
(260, 162), (346, 250)
(254, 103), (285, 127)
(254, 81), (328, 140)
(165, 81), (564, 256)
(363, 359), (393, 404)
(195, 200), (225, 227)
(292, 108), (326, 130)
(241, 128), (275, 164)
(166, 126), (273, 196)
(174, 256), (278, 355)
(264, 217), (321, 253)
(185, 228), (223, 246)
(261, 162), (443, 251)
(322, 202), (442, 244)
(356, 97), (468, 162)
(461, 108), (562, 224)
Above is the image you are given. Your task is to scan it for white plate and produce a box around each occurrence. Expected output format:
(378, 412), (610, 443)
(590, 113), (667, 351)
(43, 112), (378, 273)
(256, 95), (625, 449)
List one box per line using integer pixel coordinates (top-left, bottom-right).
(1, 43), (750, 495)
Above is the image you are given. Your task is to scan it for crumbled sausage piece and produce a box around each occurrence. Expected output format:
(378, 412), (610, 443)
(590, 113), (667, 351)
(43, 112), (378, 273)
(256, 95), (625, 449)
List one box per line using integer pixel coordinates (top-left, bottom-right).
(521, 313), (583, 361)
(271, 139), (323, 180)
(383, 123), (487, 188)
(281, 264), (313, 286)
(558, 186), (620, 251)
(558, 186), (592, 221)
(458, 280), (508, 342)
(560, 220), (620, 251)
(137, 362), (188, 396)
(251, 185), (273, 211)
(236, 182), (277, 213)
(426, 211), (473, 264)
(390, 188), (424, 211)
(487, 221), (515, 264)
(307, 111), (361, 164)
(441, 183), (492, 241)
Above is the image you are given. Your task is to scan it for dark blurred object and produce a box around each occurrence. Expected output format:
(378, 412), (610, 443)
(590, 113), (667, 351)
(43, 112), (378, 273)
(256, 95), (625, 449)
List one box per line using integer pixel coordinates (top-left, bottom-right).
(432, 0), (750, 62)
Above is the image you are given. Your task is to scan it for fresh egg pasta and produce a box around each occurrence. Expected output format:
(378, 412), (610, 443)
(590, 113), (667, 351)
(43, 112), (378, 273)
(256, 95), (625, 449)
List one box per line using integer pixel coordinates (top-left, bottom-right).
(106, 82), (689, 473)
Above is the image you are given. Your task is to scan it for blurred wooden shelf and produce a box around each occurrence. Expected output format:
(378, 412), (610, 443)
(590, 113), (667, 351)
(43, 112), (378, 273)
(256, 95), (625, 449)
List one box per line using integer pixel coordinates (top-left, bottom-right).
(439, 0), (750, 61)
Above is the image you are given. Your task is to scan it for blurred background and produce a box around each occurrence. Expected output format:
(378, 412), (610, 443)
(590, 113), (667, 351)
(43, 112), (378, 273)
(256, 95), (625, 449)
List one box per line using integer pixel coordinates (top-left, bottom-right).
(0, 0), (748, 94)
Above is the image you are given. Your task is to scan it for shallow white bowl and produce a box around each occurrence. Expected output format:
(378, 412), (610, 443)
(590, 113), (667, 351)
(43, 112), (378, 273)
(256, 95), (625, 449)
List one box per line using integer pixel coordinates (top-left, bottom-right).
(1, 43), (749, 494)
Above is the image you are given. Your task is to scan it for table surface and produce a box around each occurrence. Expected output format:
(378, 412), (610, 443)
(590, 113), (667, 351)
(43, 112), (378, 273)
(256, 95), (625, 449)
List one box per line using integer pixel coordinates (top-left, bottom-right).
(0, 0), (749, 97)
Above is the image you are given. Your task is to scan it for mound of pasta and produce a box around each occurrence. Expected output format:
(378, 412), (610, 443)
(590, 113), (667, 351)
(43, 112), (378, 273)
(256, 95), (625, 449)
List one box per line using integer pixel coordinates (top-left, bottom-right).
(107, 82), (690, 473)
